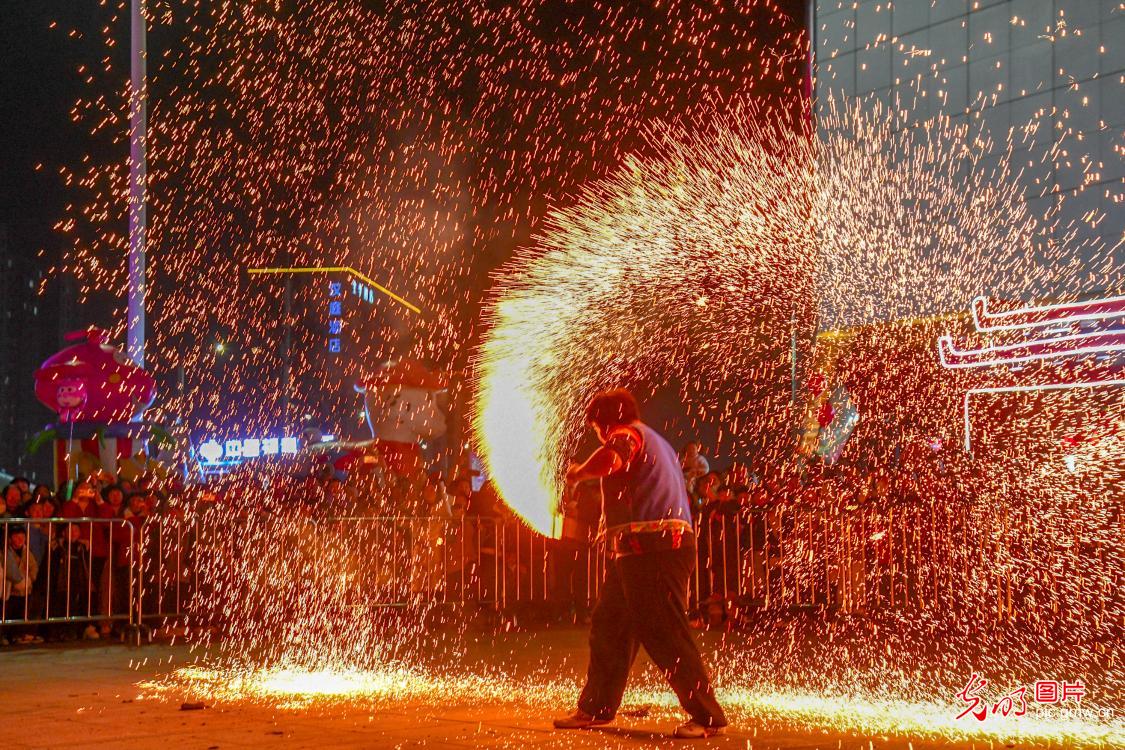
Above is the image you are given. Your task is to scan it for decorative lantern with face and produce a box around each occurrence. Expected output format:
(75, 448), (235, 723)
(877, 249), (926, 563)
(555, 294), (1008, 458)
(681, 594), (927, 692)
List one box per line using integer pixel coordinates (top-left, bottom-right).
(55, 378), (89, 422)
(35, 328), (156, 423)
(356, 359), (449, 476)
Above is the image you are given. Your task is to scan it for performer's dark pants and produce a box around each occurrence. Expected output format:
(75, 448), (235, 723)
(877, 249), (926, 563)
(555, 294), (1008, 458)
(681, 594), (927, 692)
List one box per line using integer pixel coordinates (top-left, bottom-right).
(577, 541), (727, 728)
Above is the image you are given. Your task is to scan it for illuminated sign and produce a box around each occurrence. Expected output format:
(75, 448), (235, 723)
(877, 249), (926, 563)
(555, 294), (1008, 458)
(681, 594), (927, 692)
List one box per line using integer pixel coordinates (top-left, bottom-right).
(351, 279), (377, 304)
(962, 380), (1125, 451)
(328, 280), (343, 354)
(198, 441), (223, 462)
(197, 436), (301, 464)
(247, 266), (422, 315)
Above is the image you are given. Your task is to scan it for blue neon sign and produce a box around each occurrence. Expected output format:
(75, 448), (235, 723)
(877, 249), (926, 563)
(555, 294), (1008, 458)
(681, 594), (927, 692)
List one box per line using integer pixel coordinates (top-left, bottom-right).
(197, 435), (301, 465)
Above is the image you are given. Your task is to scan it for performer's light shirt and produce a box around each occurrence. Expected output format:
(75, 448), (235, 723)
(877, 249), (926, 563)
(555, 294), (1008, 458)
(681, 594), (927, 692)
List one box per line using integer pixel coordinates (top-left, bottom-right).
(600, 422), (694, 552)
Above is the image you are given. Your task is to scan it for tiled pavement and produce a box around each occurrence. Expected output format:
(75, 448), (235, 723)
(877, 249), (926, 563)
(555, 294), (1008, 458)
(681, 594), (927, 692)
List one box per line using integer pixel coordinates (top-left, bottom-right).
(0, 632), (1042, 749)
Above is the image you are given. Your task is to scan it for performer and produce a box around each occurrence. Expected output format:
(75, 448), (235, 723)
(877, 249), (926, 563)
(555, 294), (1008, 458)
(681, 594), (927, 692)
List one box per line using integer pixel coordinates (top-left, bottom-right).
(553, 388), (727, 738)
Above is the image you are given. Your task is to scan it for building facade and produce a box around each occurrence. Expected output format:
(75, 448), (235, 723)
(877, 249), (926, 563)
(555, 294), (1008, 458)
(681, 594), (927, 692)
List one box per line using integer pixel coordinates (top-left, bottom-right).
(0, 226), (59, 481)
(813, 0), (1123, 301)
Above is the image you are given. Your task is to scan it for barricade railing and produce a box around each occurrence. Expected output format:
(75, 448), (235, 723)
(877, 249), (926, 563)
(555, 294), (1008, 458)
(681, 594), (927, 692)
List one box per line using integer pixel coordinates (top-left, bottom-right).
(239, 508), (975, 618)
(133, 514), (196, 627)
(1, 515), (196, 638)
(1, 518), (135, 628)
(297, 504), (1050, 621)
(691, 503), (967, 617)
(3, 502), (1070, 635)
(283, 516), (544, 611)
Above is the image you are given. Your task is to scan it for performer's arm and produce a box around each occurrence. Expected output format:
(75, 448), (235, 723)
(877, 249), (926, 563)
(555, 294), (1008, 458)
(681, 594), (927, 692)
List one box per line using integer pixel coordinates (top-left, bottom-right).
(566, 426), (642, 485)
(567, 446), (622, 485)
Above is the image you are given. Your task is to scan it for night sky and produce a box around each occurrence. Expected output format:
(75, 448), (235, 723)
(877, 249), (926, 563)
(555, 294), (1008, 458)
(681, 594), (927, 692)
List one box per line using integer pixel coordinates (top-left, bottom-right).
(1, 1), (808, 478)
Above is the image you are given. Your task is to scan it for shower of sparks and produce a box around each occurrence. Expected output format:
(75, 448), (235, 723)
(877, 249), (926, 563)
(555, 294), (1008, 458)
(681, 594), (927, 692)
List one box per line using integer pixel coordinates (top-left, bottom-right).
(473, 91), (1118, 536)
(52, 0), (805, 433)
(44, 1), (1125, 747)
(474, 102), (818, 536)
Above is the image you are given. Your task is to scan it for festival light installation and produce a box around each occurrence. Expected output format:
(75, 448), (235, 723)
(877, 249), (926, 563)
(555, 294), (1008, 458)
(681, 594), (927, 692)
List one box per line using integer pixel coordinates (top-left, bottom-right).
(940, 293), (1125, 450)
(971, 294), (1125, 333)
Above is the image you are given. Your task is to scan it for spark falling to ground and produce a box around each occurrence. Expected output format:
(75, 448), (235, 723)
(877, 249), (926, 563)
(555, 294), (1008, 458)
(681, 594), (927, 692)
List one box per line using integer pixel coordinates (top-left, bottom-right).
(141, 662), (1125, 747)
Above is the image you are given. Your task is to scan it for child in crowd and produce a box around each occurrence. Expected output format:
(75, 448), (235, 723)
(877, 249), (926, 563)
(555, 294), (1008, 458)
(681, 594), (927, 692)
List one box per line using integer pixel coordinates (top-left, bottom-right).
(48, 523), (93, 640)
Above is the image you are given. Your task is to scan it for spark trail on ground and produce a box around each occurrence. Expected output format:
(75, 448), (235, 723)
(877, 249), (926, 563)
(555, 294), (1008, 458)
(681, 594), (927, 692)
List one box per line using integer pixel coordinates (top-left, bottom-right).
(141, 662), (1125, 747)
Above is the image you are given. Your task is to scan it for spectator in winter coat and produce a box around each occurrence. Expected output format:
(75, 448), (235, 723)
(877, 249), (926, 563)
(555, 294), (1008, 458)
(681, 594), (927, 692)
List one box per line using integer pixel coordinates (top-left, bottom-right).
(2, 527), (43, 644)
(691, 472), (721, 519)
(26, 499), (54, 566)
(11, 477), (33, 508)
(61, 481), (110, 640)
(49, 524), (94, 640)
(3, 528), (38, 600)
(31, 484), (54, 506)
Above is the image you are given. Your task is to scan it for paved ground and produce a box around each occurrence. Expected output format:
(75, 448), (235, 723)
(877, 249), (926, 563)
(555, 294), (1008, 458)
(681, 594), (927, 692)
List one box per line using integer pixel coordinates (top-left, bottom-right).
(0, 630), (1086, 749)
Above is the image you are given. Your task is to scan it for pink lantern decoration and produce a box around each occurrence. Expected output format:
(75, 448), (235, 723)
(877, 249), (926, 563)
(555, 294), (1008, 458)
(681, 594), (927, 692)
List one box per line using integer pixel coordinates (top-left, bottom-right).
(35, 328), (156, 424)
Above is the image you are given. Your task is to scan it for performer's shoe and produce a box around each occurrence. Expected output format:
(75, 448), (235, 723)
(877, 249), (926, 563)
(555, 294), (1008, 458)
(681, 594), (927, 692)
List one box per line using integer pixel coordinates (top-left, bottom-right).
(673, 720), (726, 738)
(553, 710), (611, 729)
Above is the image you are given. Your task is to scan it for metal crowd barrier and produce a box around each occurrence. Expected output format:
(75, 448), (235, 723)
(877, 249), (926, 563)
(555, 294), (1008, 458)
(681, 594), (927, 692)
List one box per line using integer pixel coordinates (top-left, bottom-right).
(321, 515), (606, 615)
(1, 518), (135, 628)
(1, 515), (198, 639)
(287, 505), (1036, 621)
(2, 503), (1056, 637)
(133, 514), (196, 626)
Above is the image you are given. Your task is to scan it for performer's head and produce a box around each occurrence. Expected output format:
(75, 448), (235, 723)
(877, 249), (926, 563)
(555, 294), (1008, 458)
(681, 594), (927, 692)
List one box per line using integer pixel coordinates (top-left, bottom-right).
(584, 388), (639, 443)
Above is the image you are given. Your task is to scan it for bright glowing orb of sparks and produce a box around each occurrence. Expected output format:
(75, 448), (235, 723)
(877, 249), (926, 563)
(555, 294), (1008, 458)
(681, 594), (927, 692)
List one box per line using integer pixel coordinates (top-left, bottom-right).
(476, 309), (559, 536)
(472, 93), (1097, 538)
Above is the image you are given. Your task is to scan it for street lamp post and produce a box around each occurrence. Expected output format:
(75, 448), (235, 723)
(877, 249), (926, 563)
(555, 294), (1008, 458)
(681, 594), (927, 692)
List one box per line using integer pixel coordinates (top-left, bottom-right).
(127, 0), (147, 369)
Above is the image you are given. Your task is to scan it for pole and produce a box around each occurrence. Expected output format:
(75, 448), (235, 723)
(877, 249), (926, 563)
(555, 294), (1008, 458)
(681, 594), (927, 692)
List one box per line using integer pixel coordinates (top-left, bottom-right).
(127, 0), (147, 369)
(790, 313), (798, 404)
(282, 274), (293, 428)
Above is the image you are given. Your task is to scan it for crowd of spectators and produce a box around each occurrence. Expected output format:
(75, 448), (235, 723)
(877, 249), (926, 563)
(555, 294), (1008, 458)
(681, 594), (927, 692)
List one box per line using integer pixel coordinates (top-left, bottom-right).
(673, 439), (998, 627)
(1, 471), (183, 646)
(2, 436), (985, 643)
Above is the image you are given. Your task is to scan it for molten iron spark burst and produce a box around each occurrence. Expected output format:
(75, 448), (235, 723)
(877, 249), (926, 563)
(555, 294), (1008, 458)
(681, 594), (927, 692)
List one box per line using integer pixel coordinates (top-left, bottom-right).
(473, 93), (1112, 537)
(43, 1), (1122, 746)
